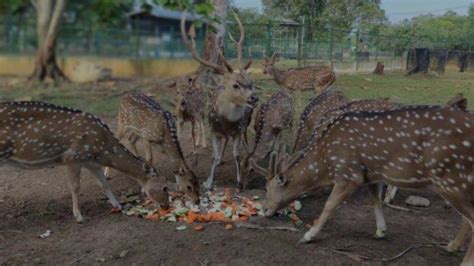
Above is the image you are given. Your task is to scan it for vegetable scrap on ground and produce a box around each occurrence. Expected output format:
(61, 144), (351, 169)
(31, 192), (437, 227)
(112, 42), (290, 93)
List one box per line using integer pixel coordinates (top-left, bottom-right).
(117, 188), (305, 231)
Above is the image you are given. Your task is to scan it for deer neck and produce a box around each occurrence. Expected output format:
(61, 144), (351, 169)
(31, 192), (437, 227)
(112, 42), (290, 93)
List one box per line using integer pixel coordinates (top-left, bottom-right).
(284, 154), (330, 198)
(270, 67), (285, 85)
(101, 140), (149, 187)
(215, 92), (247, 122)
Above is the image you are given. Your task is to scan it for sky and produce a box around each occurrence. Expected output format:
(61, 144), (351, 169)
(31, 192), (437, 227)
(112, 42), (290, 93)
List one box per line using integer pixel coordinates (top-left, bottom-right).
(233, 0), (473, 23)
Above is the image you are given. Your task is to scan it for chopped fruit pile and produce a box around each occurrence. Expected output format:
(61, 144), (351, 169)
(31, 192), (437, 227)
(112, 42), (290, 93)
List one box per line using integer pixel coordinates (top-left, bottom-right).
(119, 188), (304, 230)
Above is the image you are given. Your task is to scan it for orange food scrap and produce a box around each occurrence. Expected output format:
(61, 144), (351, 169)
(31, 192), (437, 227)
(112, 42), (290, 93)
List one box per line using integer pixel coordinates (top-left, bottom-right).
(158, 208), (173, 216)
(208, 212), (228, 222)
(194, 224), (204, 231)
(145, 213), (160, 221)
(239, 216), (249, 221)
(187, 211), (198, 224)
(111, 207), (121, 214)
(288, 213), (300, 222)
(225, 224), (234, 230)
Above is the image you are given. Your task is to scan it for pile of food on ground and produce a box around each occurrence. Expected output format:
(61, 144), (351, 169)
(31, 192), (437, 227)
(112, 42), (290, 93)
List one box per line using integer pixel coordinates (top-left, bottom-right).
(117, 188), (306, 231)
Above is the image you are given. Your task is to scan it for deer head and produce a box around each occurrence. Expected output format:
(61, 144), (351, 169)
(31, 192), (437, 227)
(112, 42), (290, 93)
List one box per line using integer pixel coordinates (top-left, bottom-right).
(180, 11), (258, 111)
(141, 163), (170, 209)
(262, 53), (280, 74)
(175, 163), (200, 204)
(262, 150), (304, 216)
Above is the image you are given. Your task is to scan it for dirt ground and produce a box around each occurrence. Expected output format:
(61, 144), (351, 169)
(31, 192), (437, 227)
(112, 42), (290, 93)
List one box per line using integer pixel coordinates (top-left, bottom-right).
(1, 72), (472, 265)
(0, 111), (466, 266)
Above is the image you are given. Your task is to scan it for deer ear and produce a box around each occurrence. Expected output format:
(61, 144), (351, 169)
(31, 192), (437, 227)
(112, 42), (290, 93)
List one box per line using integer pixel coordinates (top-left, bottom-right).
(168, 81), (177, 88)
(276, 174), (288, 187)
(243, 59), (252, 70)
(268, 151), (278, 180)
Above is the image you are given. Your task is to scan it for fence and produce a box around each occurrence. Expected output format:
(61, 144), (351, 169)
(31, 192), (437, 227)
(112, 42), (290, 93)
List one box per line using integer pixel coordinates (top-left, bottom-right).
(0, 15), (472, 73)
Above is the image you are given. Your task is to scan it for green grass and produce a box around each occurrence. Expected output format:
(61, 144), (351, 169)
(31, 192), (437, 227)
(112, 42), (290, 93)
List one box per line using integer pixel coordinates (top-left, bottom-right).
(0, 68), (473, 117)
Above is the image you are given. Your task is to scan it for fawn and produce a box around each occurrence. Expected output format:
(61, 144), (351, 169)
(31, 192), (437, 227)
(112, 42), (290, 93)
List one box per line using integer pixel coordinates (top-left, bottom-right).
(0, 101), (169, 222)
(262, 53), (336, 93)
(240, 90), (293, 187)
(104, 92), (200, 203)
(174, 74), (207, 153)
(263, 105), (474, 265)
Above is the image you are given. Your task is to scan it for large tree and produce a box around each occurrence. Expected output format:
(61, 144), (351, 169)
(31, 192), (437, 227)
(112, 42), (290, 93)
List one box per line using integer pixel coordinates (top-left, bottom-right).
(29, 0), (68, 82)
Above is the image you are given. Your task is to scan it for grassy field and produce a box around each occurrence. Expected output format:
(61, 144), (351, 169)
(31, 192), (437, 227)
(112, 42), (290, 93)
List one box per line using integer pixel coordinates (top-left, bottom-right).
(0, 68), (472, 117)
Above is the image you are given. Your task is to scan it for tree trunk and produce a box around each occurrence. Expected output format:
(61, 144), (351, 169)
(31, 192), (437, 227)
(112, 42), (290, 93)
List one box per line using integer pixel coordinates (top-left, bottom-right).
(195, 0), (229, 86)
(29, 0), (68, 82)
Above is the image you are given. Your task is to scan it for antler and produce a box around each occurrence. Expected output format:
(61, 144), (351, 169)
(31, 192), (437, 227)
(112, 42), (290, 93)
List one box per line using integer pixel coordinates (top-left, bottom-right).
(180, 11), (226, 75)
(228, 10), (252, 71)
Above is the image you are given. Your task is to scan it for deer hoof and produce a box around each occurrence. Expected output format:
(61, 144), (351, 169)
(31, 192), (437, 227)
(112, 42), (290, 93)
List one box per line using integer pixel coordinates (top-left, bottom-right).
(374, 229), (386, 239)
(447, 240), (462, 253)
(75, 215), (85, 223)
(298, 233), (314, 244)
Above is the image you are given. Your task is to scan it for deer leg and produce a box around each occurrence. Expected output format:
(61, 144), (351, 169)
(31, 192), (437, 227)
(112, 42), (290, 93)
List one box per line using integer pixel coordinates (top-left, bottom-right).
(300, 180), (358, 243)
(86, 164), (122, 210)
(383, 185), (398, 204)
(128, 134), (140, 156)
(191, 121), (197, 153)
(368, 183), (387, 238)
(67, 164), (84, 223)
(233, 135), (243, 188)
(205, 135), (222, 189)
(200, 120), (207, 148)
(448, 217), (471, 252)
(218, 138), (228, 166)
(437, 185), (474, 265)
(142, 139), (153, 166)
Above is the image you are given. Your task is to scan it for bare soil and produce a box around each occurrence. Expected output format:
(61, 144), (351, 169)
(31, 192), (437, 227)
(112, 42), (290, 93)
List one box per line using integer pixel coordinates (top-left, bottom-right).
(0, 79), (467, 265)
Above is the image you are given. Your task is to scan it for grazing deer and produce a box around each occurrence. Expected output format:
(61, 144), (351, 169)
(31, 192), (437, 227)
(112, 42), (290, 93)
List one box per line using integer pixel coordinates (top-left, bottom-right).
(181, 11), (258, 189)
(262, 53), (336, 94)
(263, 105), (474, 265)
(104, 92), (200, 203)
(240, 90), (293, 186)
(0, 101), (169, 223)
(384, 93), (470, 204)
(174, 74), (207, 153)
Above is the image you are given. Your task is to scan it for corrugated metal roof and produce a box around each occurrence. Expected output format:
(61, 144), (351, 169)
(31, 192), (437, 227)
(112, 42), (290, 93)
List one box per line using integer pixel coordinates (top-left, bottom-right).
(128, 1), (200, 21)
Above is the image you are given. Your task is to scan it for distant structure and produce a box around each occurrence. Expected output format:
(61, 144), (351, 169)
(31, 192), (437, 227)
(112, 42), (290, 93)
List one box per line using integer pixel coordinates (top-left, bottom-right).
(127, 0), (203, 58)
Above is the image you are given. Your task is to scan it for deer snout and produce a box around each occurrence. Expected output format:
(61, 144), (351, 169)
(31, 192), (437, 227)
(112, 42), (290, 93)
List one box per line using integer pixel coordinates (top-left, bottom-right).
(248, 93), (259, 106)
(263, 207), (276, 217)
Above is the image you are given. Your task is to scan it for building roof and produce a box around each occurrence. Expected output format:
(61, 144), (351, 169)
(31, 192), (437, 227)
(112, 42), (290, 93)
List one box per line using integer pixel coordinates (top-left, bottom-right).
(128, 0), (200, 21)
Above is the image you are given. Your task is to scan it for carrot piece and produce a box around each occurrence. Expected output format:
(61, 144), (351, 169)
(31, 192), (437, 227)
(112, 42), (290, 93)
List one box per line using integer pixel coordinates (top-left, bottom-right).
(208, 212), (228, 222)
(144, 213), (160, 221)
(187, 211), (198, 224)
(194, 224), (204, 231)
(239, 216), (249, 221)
(111, 207), (121, 214)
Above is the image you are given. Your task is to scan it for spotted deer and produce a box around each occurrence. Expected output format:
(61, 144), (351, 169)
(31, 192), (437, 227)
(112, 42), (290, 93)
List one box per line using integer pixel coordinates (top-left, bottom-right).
(384, 93), (470, 204)
(174, 74), (207, 152)
(104, 92), (200, 203)
(239, 90), (293, 187)
(0, 102), (169, 222)
(263, 105), (474, 265)
(181, 11), (258, 189)
(262, 53), (336, 93)
(292, 90), (349, 153)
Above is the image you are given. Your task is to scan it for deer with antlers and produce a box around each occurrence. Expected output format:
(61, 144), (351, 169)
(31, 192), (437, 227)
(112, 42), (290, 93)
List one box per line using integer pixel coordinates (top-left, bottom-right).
(0, 101), (169, 222)
(181, 11), (258, 189)
(263, 104), (474, 265)
(239, 90), (293, 187)
(262, 53), (336, 94)
(104, 92), (200, 203)
(174, 74), (208, 153)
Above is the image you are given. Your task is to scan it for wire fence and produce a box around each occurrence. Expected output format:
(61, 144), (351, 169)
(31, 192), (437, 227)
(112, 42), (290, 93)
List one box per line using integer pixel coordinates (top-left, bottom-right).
(0, 15), (473, 72)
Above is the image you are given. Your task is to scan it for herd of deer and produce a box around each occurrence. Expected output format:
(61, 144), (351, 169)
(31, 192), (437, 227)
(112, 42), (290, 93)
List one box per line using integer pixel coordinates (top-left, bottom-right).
(1, 11), (473, 265)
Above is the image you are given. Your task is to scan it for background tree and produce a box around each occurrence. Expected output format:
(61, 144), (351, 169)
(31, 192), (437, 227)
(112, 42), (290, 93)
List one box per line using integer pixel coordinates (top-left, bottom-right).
(29, 0), (67, 82)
